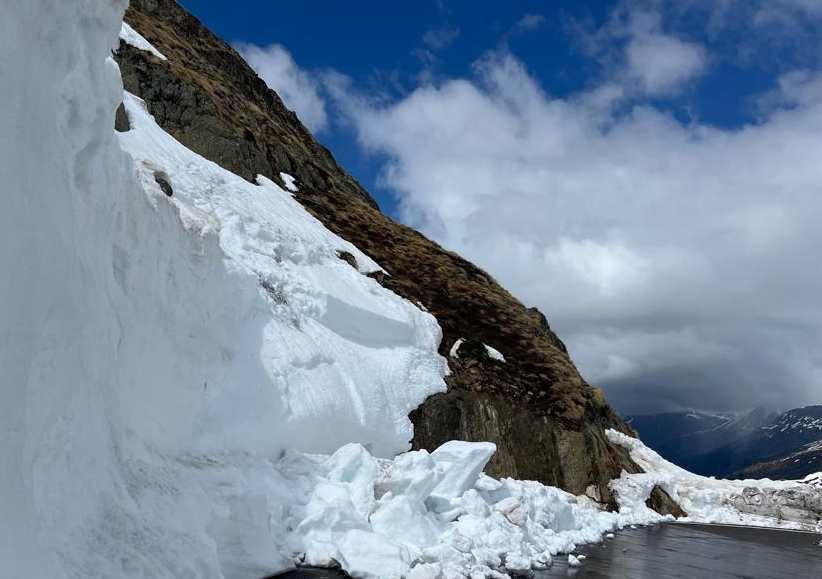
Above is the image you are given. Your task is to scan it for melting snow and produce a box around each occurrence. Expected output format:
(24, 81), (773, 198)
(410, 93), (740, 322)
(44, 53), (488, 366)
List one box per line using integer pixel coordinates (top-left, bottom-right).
(449, 338), (466, 358)
(119, 21), (167, 60)
(280, 171), (299, 192)
(483, 344), (506, 363)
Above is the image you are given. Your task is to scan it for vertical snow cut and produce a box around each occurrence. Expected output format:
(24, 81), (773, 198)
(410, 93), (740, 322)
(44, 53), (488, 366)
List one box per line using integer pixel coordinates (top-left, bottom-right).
(0, 1), (445, 578)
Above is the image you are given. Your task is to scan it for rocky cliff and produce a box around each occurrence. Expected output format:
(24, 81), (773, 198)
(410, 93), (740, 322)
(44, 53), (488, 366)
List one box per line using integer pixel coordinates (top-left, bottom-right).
(117, 0), (642, 507)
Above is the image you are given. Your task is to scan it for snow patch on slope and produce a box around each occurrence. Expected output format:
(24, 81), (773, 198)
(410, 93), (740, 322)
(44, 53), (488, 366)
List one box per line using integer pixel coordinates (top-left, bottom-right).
(120, 21), (167, 60)
(483, 344), (506, 363)
(280, 171), (299, 192)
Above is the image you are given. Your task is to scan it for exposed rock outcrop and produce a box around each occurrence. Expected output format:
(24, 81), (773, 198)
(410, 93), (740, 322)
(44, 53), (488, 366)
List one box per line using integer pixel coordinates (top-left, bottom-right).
(116, 0), (641, 506)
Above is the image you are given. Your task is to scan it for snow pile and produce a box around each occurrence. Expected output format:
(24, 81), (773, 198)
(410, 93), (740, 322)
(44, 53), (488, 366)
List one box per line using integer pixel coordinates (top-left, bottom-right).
(608, 430), (822, 531)
(118, 91), (446, 458)
(119, 21), (167, 60)
(0, 1), (445, 577)
(279, 441), (635, 579)
(274, 435), (820, 579)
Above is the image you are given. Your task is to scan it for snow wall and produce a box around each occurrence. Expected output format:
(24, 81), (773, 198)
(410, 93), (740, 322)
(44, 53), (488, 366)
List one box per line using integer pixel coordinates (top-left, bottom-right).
(0, 0), (446, 577)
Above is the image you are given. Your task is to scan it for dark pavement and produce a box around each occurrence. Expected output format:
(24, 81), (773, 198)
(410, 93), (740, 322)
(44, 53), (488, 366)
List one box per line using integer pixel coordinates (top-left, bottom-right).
(539, 523), (821, 579)
(278, 523), (822, 579)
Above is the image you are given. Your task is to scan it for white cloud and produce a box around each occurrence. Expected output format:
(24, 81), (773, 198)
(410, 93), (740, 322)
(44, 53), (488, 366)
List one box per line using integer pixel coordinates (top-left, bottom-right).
(516, 14), (546, 31)
(423, 25), (460, 50)
(236, 43), (328, 133)
(625, 32), (707, 95)
(330, 48), (822, 413)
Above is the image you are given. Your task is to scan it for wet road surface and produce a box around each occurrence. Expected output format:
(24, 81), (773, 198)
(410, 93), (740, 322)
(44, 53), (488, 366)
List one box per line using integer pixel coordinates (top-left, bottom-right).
(278, 523), (822, 579)
(539, 523), (821, 579)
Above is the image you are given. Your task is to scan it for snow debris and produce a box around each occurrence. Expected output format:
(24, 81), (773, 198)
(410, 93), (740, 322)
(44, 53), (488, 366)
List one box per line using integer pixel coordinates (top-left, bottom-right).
(608, 430), (822, 531)
(119, 21), (167, 60)
(568, 554), (582, 567)
(280, 171), (299, 192)
(483, 344), (506, 363)
(450, 337), (466, 358)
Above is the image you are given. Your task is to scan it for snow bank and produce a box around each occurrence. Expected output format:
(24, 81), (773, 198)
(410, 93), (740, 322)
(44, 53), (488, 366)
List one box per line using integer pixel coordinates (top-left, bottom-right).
(118, 91), (446, 458)
(273, 435), (821, 579)
(608, 430), (822, 531)
(1, 1), (445, 577)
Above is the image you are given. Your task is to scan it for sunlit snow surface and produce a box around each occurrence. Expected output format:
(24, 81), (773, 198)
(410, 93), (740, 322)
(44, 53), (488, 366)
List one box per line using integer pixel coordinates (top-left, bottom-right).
(119, 21), (167, 60)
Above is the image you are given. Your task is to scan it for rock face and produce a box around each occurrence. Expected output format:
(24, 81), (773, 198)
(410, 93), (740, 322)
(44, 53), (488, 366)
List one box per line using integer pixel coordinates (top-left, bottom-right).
(117, 0), (642, 506)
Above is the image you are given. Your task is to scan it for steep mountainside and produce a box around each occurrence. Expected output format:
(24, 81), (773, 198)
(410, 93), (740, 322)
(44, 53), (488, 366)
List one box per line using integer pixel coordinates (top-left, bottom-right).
(116, 0), (641, 505)
(734, 441), (822, 480)
(628, 407), (822, 479)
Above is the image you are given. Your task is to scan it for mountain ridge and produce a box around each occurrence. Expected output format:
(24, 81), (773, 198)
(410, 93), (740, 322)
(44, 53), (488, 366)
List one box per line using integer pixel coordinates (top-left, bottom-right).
(627, 405), (822, 479)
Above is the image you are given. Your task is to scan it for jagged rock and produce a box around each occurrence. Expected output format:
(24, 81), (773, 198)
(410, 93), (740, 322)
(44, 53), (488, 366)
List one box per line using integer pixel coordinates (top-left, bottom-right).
(115, 0), (641, 505)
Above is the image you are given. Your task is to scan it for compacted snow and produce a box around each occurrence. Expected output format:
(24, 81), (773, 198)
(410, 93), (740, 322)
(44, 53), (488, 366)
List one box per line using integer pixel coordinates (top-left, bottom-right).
(1, 2), (820, 579)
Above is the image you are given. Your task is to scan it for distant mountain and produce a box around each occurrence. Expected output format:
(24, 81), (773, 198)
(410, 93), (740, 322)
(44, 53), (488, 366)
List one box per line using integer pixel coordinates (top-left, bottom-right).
(626, 406), (822, 479)
(734, 440), (822, 480)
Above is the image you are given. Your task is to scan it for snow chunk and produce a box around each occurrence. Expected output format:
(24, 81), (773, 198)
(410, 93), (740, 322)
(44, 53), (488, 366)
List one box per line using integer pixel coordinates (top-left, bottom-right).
(568, 554), (581, 567)
(119, 21), (167, 60)
(483, 344), (506, 362)
(450, 338), (465, 358)
(427, 441), (497, 511)
(280, 171), (299, 192)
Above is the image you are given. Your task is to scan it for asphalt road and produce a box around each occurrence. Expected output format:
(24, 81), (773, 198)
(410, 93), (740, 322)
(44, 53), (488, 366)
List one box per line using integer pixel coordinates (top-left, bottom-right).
(277, 523), (822, 579)
(539, 523), (822, 579)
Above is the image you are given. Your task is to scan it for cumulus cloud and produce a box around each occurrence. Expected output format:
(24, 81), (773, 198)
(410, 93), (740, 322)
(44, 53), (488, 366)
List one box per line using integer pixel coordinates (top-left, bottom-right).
(329, 48), (822, 413)
(624, 32), (706, 95)
(236, 43), (328, 133)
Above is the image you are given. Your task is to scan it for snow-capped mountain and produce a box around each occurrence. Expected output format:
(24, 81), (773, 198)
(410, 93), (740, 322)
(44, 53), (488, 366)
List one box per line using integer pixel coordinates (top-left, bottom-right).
(627, 406), (822, 479)
(736, 440), (822, 480)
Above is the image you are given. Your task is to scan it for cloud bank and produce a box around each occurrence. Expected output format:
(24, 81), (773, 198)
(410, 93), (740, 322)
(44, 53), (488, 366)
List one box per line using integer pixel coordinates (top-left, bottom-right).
(240, 2), (822, 414)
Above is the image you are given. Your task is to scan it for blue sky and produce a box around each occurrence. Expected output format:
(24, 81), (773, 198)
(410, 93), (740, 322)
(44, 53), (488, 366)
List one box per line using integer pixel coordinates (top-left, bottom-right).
(180, 0), (817, 216)
(178, 0), (822, 414)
